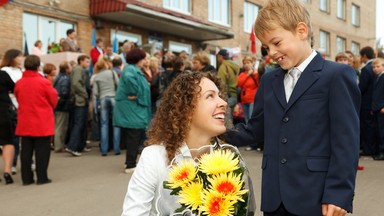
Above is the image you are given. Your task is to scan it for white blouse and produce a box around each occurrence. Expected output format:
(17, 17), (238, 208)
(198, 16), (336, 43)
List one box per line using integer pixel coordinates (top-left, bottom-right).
(121, 144), (193, 216)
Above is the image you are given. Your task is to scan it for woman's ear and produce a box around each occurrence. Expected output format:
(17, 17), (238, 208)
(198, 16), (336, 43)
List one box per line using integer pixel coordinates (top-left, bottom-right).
(296, 22), (309, 40)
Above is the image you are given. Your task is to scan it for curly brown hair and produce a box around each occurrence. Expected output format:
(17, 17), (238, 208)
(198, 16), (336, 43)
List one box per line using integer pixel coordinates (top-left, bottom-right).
(145, 71), (224, 164)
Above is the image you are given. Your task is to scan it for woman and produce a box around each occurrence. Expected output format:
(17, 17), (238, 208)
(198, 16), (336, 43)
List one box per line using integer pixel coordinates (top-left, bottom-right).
(121, 72), (228, 215)
(0, 70), (16, 184)
(15, 55), (58, 185)
(93, 58), (120, 156)
(43, 63), (57, 84)
(31, 40), (45, 56)
(113, 48), (151, 173)
(238, 56), (259, 123)
(191, 51), (216, 73)
(0, 49), (23, 175)
(141, 52), (152, 85)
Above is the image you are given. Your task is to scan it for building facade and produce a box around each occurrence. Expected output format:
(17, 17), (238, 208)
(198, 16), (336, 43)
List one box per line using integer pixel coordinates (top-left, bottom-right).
(0, 0), (376, 62)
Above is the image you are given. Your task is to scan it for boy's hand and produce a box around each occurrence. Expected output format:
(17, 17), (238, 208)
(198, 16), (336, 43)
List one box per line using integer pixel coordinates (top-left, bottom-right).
(322, 204), (347, 216)
(380, 107), (384, 114)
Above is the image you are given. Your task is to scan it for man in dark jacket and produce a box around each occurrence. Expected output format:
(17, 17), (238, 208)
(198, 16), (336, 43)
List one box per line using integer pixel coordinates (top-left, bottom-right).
(53, 61), (72, 152)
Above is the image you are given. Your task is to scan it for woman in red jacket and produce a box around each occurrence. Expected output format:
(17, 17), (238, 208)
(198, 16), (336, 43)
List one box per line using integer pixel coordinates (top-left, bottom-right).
(238, 56), (259, 123)
(15, 55), (58, 185)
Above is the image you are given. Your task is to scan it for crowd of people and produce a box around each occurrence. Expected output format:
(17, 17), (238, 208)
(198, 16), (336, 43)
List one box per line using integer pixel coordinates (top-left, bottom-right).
(1, 1), (384, 215)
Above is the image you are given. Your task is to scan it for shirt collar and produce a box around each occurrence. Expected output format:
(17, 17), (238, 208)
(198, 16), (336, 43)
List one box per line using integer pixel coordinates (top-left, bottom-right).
(291, 49), (317, 73)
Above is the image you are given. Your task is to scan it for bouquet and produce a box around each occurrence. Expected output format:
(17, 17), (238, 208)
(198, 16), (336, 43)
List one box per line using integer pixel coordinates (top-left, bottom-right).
(48, 42), (60, 54)
(159, 141), (255, 216)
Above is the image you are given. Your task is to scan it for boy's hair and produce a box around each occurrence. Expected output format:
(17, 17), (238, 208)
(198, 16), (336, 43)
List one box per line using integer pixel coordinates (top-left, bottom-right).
(255, 0), (312, 43)
(43, 63), (56, 75)
(359, 46), (375, 59)
(59, 61), (70, 74)
(77, 55), (90, 65)
(24, 55), (41, 71)
(372, 58), (384, 67)
(335, 52), (349, 62)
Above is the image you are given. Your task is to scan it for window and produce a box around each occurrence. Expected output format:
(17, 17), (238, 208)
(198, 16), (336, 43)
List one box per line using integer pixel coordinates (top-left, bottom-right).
(336, 36), (346, 53)
(169, 41), (192, 55)
(208, 0), (229, 26)
(352, 4), (360, 26)
(244, 2), (259, 33)
(351, 41), (360, 55)
(23, 13), (75, 54)
(337, 0), (346, 19)
(319, 0), (329, 12)
(163, 0), (190, 14)
(111, 30), (142, 46)
(319, 30), (330, 55)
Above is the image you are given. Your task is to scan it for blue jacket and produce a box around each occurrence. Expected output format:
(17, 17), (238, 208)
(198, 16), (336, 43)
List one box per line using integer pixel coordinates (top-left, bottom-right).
(228, 53), (360, 215)
(54, 72), (71, 112)
(372, 73), (384, 112)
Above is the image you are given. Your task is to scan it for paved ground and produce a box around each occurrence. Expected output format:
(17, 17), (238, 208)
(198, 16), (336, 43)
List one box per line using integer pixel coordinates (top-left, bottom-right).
(1, 142), (383, 216)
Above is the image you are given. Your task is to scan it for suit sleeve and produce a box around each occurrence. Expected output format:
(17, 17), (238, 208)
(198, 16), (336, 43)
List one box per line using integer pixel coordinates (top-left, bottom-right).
(322, 65), (360, 212)
(226, 75), (265, 146)
(358, 66), (373, 95)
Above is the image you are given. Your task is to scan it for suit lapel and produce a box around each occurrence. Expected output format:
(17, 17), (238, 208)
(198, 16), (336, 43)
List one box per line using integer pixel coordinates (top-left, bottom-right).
(272, 69), (287, 109)
(286, 53), (323, 111)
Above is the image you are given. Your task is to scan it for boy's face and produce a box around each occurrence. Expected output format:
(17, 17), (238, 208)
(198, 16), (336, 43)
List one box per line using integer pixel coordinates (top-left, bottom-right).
(336, 58), (349, 65)
(372, 63), (384, 76)
(258, 23), (311, 70)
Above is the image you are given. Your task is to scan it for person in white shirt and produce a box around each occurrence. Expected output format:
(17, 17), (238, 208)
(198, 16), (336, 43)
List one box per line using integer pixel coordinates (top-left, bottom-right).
(121, 72), (228, 215)
(31, 40), (45, 57)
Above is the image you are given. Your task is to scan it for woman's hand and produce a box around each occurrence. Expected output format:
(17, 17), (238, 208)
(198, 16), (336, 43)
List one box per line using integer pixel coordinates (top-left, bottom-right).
(128, 96), (137, 101)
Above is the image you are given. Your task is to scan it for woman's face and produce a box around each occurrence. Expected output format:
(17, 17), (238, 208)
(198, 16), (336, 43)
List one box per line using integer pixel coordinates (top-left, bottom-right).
(192, 59), (204, 71)
(190, 78), (227, 138)
(47, 69), (57, 83)
(243, 60), (253, 71)
(14, 55), (23, 67)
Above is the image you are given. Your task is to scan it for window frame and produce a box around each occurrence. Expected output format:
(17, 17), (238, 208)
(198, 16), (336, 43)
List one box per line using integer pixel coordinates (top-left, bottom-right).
(337, 0), (346, 20)
(351, 41), (360, 56)
(110, 30), (142, 47)
(208, 0), (230, 26)
(336, 36), (346, 53)
(23, 12), (76, 54)
(319, 0), (330, 13)
(319, 30), (330, 55)
(168, 40), (192, 55)
(243, 1), (259, 33)
(351, 4), (360, 27)
(163, 0), (191, 14)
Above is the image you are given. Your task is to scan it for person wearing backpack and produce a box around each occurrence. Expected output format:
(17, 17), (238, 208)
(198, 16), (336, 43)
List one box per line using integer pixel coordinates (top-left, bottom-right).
(216, 49), (240, 124)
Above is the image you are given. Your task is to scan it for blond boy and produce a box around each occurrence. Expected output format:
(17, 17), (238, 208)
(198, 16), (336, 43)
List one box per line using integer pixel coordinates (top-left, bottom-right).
(228, 0), (360, 215)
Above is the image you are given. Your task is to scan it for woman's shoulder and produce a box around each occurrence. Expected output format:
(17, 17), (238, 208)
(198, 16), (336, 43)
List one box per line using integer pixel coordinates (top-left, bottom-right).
(141, 145), (167, 156)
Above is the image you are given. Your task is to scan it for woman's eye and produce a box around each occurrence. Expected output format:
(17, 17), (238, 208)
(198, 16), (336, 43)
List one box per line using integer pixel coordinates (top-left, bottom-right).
(274, 41), (280, 46)
(206, 94), (214, 99)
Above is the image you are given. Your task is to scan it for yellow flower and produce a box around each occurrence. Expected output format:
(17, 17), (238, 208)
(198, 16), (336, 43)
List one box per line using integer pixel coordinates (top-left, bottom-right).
(198, 150), (239, 175)
(178, 179), (204, 211)
(200, 190), (235, 216)
(167, 160), (197, 189)
(208, 173), (248, 202)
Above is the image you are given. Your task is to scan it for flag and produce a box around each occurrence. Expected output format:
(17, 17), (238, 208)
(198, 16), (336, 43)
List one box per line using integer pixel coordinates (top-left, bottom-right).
(89, 27), (97, 75)
(92, 27), (97, 47)
(0, 0), (13, 7)
(113, 30), (118, 53)
(249, 26), (257, 54)
(23, 32), (29, 56)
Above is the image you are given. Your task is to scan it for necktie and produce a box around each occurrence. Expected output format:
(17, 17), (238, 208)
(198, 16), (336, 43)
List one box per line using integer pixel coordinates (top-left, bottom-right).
(285, 67), (301, 102)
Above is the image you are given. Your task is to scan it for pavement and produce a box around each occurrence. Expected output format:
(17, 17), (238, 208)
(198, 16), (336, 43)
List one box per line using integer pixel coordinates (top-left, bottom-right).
(0, 142), (383, 216)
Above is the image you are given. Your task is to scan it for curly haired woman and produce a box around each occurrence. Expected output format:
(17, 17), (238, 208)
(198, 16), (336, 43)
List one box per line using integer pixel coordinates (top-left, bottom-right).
(121, 72), (228, 215)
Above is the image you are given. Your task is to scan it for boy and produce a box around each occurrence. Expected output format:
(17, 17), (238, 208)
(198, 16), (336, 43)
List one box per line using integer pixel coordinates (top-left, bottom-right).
(335, 52), (350, 65)
(228, 0), (360, 215)
(371, 58), (384, 160)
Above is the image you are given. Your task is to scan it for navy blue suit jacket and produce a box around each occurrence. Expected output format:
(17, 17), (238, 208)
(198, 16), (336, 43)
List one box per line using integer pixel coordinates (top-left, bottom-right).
(372, 73), (384, 112)
(228, 53), (360, 215)
(359, 61), (374, 110)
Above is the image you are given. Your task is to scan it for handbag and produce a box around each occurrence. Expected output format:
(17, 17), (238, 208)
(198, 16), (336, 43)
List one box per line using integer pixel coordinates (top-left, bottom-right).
(8, 105), (17, 132)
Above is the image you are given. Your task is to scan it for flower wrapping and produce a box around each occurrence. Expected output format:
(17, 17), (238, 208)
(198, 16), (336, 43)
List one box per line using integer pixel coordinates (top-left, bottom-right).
(158, 141), (256, 216)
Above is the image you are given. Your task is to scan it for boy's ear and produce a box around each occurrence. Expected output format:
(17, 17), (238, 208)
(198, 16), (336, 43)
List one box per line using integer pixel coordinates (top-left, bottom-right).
(296, 22), (309, 40)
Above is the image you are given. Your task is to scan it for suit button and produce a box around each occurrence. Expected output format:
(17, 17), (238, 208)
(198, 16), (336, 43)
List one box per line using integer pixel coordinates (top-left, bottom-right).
(282, 117), (289, 122)
(280, 158), (287, 164)
(281, 138), (288, 144)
